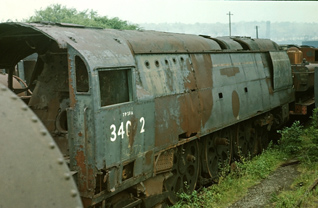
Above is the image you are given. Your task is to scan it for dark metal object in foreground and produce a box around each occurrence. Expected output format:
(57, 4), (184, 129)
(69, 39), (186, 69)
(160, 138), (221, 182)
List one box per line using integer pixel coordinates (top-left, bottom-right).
(0, 82), (83, 208)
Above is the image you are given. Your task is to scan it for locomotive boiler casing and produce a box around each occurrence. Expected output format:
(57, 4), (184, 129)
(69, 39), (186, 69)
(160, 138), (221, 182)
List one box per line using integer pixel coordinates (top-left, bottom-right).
(0, 22), (295, 207)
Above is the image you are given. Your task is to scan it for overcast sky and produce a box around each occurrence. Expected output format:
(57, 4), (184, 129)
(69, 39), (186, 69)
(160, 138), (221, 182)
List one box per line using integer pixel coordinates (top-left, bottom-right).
(1, 0), (317, 24)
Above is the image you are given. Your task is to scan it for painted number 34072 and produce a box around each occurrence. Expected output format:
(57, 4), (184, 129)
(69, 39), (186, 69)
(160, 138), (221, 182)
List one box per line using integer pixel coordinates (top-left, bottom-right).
(110, 117), (145, 142)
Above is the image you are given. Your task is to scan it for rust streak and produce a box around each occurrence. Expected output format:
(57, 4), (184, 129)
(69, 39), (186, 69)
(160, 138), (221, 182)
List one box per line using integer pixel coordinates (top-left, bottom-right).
(265, 77), (274, 95)
(232, 90), (240, 118)
(220, 67), (240, 77)
(179, 92), (201, 137)
(145, 151), (153, 165)
(68, 53), (77, 108)
(75, 148), (94, 195)
(128, 116), (138, 149)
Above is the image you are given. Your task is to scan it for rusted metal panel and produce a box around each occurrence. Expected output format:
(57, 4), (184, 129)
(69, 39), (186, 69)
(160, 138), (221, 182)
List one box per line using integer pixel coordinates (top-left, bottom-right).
(94, 101), (155, 167)
(299, 47), (318, 63)
(125, 31), (222, 54)
(0, 23), (135, 69)
(292, 63), (317, 92)
(67, 46), (96, 197)
(190, 54), (213, 89)
(232, 37), (280, 51)
(154, 95), (181, 148)
(287, 47), (303, 64)
(202, 51), (292, 133)
(215, 37), (243, 50)
(154, 149), (174, 173)
(135, 54), (197, 98)
(179, 91), (202, 137)
(253, 39), (280, 51)
(212, 53), (237, 87)
(215, 37), (279, 51)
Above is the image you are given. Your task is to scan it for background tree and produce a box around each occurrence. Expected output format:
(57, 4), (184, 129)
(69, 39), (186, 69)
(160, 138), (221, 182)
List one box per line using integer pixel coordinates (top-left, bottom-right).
(25, 4), (140, 30)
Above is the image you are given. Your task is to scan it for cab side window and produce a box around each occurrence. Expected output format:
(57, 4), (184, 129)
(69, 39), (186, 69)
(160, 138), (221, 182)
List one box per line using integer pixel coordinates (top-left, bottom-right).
(99, 69), (130, 106)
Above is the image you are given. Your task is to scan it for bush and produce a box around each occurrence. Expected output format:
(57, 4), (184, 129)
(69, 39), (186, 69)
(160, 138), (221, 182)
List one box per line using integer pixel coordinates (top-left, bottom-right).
(308, 108), (318, 145)
(277, 121), (303, 155)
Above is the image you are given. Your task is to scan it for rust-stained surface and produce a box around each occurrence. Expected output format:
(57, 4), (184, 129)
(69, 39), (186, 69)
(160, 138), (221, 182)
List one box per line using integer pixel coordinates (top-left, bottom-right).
(191, 54), (213, 89)
(287, 47), (303, 64)
(198, 88), (214, 130)
(265, 77), (274, 95)
(220, 67), (240, 77)
(179, 92), (202, 137)
(145, 150), (153, 165)
(154, 149), (174, 173)
(299, 47), (318, 63)
(0, 22), (296, 207)
(269, 51), (293, 91)
(126, 30), (222, 53)
(292, 63), (317, 92)
(290, 56), (316, 116)
(75, 148), (94, 194)
(68, 53), (77, 108)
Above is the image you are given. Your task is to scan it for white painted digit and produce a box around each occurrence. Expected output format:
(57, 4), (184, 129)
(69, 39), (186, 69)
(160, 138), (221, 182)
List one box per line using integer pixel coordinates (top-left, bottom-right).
(140, 117), (145, 133)
(118, 122), (125, 139)
(110, 124), (116, 142)
(110, 117), (145, 141)
(126, 121), (131, 137)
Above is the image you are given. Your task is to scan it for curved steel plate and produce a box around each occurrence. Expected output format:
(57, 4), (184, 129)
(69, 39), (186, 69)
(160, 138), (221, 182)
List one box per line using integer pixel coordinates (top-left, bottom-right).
(0, 83), (83, 208)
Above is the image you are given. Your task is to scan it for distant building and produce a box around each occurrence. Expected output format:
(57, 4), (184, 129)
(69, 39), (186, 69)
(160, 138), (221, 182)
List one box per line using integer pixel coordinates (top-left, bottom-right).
(302, 41), (318, 48)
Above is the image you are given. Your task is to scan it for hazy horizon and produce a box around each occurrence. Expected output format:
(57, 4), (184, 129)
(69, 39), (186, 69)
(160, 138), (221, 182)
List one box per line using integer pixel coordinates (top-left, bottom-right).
(2, 1), (318, 25)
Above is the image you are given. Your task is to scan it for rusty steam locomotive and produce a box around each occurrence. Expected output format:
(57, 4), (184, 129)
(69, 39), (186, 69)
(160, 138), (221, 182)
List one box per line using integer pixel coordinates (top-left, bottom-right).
(0, 22), (306, 207)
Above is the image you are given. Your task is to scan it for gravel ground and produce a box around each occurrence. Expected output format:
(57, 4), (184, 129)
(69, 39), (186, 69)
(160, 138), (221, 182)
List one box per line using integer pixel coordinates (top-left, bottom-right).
(228, 162), (300, 208)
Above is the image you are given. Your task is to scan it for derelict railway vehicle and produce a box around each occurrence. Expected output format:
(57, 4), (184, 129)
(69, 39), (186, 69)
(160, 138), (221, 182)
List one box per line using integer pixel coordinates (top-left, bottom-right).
(286, 46), (318, 116)
(0, 22), (294, 208)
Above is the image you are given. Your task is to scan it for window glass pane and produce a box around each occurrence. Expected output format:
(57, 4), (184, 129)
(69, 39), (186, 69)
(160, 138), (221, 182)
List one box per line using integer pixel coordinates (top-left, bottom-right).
(75, 56), (89, 92)
(99, 70), (130, 106)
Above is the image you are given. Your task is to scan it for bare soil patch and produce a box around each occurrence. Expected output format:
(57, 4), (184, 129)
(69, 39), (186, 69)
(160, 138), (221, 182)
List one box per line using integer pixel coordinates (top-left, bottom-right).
(229, 161), (300, 208)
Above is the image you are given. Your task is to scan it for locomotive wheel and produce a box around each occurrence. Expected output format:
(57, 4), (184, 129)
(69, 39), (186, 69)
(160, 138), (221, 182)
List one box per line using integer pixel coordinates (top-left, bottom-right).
(203, 128), (233, 179)
(203, 133), (219, 178)
(164, 140), (199, 205)
(216, 128), (233, 171)
(255, 126), (269, 153)
(235, 122), (257, 159)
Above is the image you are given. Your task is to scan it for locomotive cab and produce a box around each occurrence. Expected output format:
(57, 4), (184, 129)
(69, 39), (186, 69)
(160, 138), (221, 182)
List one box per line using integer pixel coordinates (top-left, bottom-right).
(0, 33), (72, 156)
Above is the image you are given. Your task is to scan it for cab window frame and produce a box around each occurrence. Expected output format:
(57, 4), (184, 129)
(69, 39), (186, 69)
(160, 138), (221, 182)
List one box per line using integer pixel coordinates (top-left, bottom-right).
(97, 67), (134, 107)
